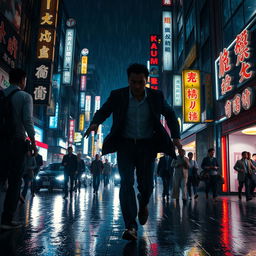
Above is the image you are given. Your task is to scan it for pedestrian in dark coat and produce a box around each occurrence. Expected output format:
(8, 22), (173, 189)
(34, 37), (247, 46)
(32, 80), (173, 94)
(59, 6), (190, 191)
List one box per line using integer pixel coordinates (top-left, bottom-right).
(62, 146), (78, 198)
(90, 154), (104, 193)
(84, 63), (181, 241)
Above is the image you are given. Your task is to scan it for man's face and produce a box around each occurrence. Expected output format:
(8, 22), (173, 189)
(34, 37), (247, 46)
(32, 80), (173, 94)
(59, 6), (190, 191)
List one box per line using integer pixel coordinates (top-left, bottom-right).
(209, 151), (215, 158)
(180, 150), (185, 157)
(242, 152), (248, 159)
(188, 153), (193, 160)
(68, 148), (73, 154)
(96, 155), (99, 160)
(128, 73), (147, 97)
(253, 155), (256, 161)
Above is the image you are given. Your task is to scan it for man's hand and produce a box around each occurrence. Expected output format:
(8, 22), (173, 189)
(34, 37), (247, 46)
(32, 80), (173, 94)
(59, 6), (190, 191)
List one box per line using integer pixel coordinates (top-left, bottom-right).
(84, 124), (99, 138)
(173, 138), (182, 154)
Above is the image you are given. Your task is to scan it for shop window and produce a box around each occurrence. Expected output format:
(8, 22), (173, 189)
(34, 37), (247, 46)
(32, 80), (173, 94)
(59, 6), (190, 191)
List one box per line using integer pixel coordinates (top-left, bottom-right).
(200, 3), (210, 44)
(223, 20), (233, 47)
(177, 32), (184, 59)
(223, 0), (231, 25)
(185, 9), (195, 40)
(231, 0), (243, 14)
(244, 0), (256, 24)
(232, 5), (245, 36)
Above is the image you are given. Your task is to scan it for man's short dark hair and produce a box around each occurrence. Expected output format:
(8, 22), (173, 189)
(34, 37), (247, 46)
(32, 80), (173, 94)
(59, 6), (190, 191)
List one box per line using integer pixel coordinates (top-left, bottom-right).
(242, 151), (247, 156)
(127, 63), (149, 78)
(188, 152), (193, 156)
(9, 68), (26, 85)
(68, 146), (73, 150)
(208, 148), (215, 153)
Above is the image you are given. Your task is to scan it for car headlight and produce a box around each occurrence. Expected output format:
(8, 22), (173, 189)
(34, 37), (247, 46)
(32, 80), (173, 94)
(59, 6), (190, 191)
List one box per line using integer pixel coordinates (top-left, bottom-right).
(115, 174), (120, 180)
(35, 176), (40, 180)
(56, 175), (64, 181)
(81, 173), (86, 178)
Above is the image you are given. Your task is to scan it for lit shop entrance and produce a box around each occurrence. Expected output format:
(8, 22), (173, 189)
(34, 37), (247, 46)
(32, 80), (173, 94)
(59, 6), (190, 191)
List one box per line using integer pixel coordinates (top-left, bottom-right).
(222, 125), (256, 193)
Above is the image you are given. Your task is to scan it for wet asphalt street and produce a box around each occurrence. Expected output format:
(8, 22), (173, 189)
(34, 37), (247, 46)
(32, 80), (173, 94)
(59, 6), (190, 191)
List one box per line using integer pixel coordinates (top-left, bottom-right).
(0, 180), (256, 256)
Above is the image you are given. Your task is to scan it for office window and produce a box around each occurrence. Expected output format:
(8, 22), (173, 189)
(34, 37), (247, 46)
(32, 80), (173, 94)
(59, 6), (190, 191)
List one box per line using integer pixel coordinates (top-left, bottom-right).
(232, 5), (245, 36)
(185, 9), (195, 40)
(223, 20), (233, 46)
(244, 0), (256, 24)
(177, 32), (184, 58)
(231, 0), (243, 13)
(223, 0), (231, 24)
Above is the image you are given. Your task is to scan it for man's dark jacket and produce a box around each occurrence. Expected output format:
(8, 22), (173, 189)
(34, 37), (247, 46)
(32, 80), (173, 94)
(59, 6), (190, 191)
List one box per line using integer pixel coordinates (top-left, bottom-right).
(91, 87), (180, 158)
(157, 155), (173, 177)
(62, 153), (78, 175)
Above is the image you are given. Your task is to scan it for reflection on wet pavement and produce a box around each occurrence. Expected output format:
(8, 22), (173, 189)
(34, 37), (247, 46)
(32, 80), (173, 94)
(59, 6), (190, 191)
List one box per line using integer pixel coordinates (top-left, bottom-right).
(1, 182), (256, 255)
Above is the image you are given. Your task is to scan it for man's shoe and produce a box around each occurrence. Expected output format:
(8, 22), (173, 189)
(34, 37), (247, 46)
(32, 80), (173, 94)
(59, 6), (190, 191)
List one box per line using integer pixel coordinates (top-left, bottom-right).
(246, 197), (253, 202)
(194, 194), (198, 199)
(1, 221), (22, 230)
(138, 205), (149, 225)
(122, 228), (137, 241)
(238, 194), (242, 200)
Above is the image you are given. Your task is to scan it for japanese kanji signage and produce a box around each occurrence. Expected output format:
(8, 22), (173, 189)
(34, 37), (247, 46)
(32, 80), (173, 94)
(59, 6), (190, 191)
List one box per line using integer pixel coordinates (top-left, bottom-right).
(63, 28), (76, 85)
(215, 29), (256, 100)
(94, 96), (101, 113)
(80, 92), (85, 111)
(79, 114), (85, 132)
(81, 56), (88, 75)
(182, 70), (201, 123)
(173, 75), (182, 106)
(85, 95), (91, 122)
(162, 12), (172, 71)
(224, 87), (254, 119)
(149, 35), (160, 90)
(80, 75), (87, 91)
(68, 119), (75, 144)
(33, 0), (59, 104)
(0, 17), (19, 69)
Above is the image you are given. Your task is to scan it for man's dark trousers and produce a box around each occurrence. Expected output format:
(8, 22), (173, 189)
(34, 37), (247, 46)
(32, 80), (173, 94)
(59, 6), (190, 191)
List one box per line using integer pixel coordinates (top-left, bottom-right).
(205, 175), (218, 198)
(161, 174), (171, 196)
(239, 174), (252, 199)
(117, 138), (156, 230)
(1, 139), (26, 223)
(64, 172), (75, 196)
(93, 174), (101, 192)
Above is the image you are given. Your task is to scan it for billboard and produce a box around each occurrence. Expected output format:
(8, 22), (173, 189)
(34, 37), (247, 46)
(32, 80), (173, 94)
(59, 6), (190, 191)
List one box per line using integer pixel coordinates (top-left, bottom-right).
(49, 102), (59, 128)
(182, 70), (201, 123)
(80, 75), (87, 91)
(162, 12), (172, 71)
(85, 95), (91, 122)
(79, 114), (85, 131)
(63, 28), (75, 85)
(80, 92), (85, 110)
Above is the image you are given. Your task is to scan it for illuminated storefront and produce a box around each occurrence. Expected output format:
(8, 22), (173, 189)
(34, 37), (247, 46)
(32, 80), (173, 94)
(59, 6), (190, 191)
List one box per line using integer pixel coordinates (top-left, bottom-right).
(215, 24), (256, 192)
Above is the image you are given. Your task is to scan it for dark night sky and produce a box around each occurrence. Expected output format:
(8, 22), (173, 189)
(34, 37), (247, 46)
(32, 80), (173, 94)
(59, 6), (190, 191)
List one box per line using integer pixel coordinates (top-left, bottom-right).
(64, 0), (162, 101)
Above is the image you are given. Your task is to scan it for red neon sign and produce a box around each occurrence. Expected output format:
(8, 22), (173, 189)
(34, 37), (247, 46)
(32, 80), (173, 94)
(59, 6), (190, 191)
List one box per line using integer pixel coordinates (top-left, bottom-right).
(68, 119), (75, 144)
(149, 34), (159, 90)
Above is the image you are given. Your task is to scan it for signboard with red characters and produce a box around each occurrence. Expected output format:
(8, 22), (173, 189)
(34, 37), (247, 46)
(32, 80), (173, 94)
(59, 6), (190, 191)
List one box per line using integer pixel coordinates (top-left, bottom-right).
(0, 17), (19, 69)
(224, 87), (254, 119)
(149, 35), (160, 90)
(215, 29), (256, 99)
(68, 119), (75, 144)
(182, 70), (201, 123)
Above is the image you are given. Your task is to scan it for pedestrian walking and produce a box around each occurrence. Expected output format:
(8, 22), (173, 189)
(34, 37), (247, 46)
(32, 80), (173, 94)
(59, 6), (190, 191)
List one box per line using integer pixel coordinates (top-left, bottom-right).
(201, 148), (219, 201)
(20, 150), (37, 202)
(187, 152), (199, 200)
(62, 146), (78, 199)
(90, 154), (104, 193)
(171, 149), (189, 202)
(247, 152), (256, 198)
(0, 68), (36, 229)
(75, 153), (85, 192)
(234, 151), (256, 201)
(157, 154), (173, 199)
(31, 148), (43, 196)
(84, 63), (181, 241)
(103, 159), (111, 186)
